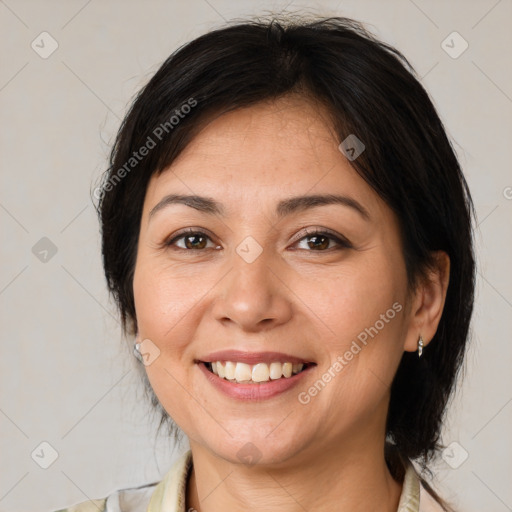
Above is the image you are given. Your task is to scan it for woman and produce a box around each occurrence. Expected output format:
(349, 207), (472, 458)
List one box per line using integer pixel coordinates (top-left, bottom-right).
(57, 15), (475, 512)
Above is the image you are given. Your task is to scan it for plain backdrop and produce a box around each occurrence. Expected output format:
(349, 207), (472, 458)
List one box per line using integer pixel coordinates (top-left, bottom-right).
(1, 1), (511, 511)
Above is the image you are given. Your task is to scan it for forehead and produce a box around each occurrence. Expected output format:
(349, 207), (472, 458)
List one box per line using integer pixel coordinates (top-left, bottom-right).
(143, 96), (384, 218)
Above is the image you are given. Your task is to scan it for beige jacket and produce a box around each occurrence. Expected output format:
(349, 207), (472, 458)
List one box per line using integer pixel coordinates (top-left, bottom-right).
(55, 450), (446, 512)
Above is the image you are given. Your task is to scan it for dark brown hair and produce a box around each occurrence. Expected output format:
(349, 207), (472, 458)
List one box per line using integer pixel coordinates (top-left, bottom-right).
(94, 16), (475, 509)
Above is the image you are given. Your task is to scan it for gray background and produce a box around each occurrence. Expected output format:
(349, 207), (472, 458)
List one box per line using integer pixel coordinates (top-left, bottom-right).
(1, 1), (511, 511)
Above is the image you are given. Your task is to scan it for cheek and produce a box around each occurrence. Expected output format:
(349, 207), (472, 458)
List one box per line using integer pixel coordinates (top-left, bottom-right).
(295, 253), (407, 401)
(132, 259), (205, 427)
(133, 258), (204, 349)
(299, 254), (405, 341)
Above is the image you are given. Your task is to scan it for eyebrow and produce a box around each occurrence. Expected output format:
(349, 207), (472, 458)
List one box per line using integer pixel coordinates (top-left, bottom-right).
(148, 193), (371, 222)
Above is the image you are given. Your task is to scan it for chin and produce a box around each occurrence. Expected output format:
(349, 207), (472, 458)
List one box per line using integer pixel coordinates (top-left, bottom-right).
(200, 429), (309, 468)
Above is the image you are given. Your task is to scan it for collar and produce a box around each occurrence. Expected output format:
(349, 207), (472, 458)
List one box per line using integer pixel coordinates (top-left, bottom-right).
(147, 450), (192, 512)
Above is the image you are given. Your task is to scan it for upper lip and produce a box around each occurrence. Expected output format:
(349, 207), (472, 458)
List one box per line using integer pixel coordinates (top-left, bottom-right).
(197, 350), (315, 365)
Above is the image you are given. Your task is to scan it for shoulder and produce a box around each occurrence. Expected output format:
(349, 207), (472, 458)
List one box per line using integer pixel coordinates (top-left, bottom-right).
(53, 499), (107, 512)
(53, 450), (193, 512)
(53, 480), (158, 512)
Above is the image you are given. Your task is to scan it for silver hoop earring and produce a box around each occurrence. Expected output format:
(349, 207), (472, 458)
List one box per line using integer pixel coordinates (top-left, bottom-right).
(417, 335), (424, 358)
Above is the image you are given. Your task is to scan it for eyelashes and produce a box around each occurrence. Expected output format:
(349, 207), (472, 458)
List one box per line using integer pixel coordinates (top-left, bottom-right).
(163, 227), (353, 253)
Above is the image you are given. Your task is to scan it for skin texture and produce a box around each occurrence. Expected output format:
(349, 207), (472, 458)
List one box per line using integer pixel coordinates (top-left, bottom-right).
(132, 95), (450, 511)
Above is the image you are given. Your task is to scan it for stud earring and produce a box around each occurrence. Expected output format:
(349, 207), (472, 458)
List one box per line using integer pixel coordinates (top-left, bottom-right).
(133, 334), (142, 362)
(417, 335), (424, 358)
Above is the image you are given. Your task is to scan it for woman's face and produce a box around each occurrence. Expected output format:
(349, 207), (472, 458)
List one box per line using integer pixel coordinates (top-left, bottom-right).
(133, 96), (416, 466)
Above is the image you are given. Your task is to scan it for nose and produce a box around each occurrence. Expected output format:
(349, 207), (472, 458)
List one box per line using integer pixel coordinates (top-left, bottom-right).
(211, 248), (293, 333)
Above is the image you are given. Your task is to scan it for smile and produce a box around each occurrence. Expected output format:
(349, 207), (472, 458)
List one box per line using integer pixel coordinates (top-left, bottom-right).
(205, 360), (312, 384)
(197, 360), (316, 401)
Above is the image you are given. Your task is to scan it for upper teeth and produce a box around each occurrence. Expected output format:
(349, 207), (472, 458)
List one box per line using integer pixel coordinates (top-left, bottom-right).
(211, 361), (304, 383)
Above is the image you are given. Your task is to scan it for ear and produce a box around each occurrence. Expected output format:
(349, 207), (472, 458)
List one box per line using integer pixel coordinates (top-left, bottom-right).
(403, 251), (450, 353)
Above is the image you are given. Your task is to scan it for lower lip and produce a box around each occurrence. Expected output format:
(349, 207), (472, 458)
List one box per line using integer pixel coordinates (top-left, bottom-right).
(197, 362), (314, 401)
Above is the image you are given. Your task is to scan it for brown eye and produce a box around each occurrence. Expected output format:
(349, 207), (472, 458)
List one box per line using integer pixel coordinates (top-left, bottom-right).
(182, 233), (208, 249)
(293, 228), (352, 251)
(305, 234), (330, 250)
(165, 229), (218, 250)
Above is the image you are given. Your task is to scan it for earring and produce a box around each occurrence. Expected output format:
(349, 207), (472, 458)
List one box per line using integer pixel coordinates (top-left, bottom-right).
(417, 335), (424, 358)
(133, 335), (143, 362)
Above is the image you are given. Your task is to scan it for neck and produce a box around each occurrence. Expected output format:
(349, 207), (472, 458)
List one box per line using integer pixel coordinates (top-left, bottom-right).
(186, 433), (403, 512)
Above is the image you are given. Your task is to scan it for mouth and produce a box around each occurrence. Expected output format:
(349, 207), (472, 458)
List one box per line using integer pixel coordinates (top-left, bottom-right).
(195, 350), (317, 400)
(197, 359), (316, 401)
